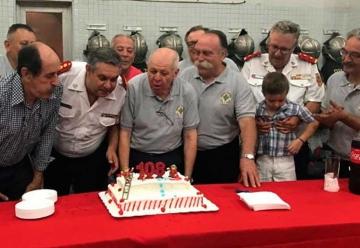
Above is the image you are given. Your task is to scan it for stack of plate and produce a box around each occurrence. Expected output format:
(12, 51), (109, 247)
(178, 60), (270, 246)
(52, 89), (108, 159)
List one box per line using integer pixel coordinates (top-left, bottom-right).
(15, 189), (58, 220)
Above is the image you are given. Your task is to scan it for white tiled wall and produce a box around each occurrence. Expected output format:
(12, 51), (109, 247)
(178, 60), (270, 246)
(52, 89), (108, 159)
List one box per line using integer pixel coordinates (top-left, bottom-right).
(0, 0), (359, 62)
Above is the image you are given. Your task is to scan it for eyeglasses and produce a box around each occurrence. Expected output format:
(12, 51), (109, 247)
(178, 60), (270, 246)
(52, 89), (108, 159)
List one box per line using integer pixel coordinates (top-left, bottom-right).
(268, 44), (293, 55)
(340, 48), (360, 60)
(156, 108), (174, 126)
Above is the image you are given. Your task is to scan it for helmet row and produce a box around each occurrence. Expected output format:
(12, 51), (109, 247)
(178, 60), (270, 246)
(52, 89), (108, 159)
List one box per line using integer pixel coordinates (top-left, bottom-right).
(83, 30), (345, 64)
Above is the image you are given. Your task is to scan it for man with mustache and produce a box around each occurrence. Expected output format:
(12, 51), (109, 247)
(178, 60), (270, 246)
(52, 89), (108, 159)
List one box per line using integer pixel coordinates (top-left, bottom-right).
(118, 48), (199, 179)
(181, 30), (260, 187)
(241, 20), (325, 179)
(314, 28), (360, 177)
(0, 42), (61, 200)
(44, 47), (126, 195)
(179, 25), (239, 72)
(111, 34), (142, 84)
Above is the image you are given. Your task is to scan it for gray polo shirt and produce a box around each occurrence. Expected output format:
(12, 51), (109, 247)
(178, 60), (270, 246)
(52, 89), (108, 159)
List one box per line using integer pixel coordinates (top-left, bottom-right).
(322, 71), (360, 159)
(181, 65), (256, 150)
(0, 55), (14, 79)
(179, 57), (239, 72)
(121, 73), (199, 154)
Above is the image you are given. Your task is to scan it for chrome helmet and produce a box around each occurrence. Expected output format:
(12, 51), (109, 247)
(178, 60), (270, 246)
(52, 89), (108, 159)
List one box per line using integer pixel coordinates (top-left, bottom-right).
(130, 31), (148, 64)
(156, 32), (183, 58)
(231, 29), (255, 60)
(83, 30), (110, 56)
(298, 36), (321, 58)
(323, 33), (345, 63)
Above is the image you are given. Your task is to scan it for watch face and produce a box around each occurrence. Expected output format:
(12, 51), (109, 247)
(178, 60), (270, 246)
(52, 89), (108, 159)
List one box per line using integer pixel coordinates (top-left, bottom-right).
(244, 154), (255, 160)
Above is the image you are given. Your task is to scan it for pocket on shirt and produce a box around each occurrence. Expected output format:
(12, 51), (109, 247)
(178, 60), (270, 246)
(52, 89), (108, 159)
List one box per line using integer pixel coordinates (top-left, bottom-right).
(288, 80), (312, 104)
(99, 116), (116, 127)
(58, 105), (76, 118)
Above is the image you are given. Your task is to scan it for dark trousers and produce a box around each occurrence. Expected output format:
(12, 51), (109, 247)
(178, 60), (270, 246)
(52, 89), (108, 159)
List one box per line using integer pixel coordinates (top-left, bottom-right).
(294, 142), (311, 180)
(0, 156), (33, 200)
(129, 146), (184, 174)
(193, 138), (240, 184)
(44, 141), (110, 196)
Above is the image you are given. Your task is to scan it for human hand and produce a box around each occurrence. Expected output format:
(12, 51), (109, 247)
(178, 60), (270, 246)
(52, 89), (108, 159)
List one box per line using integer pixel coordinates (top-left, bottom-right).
(106, 147), (119, 176)
(313, 101), (346, 128)
(287, 139), (303, 154)
(275, 116), (300, 134)
(238, 159), (260, 187)
(25, 174), (43, 193)
(256, 118), (272, 134)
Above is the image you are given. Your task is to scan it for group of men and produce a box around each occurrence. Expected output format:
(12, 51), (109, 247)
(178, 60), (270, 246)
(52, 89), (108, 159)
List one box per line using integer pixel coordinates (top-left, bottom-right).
(0, 20), (360, 200)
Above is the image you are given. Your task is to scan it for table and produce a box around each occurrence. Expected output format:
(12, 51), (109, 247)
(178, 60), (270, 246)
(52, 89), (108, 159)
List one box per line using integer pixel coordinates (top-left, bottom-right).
(2, 179), (360, 248)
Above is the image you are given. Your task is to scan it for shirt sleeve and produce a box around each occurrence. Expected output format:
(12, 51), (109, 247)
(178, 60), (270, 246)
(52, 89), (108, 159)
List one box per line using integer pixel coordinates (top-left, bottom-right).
(235, 73), (256, 119)
(298, 104), (315, 123)
(120, 84), (136, 130)
(30, 87), (62, 171)
(304, 64), (325, 103)
(183, 83), (199, 129)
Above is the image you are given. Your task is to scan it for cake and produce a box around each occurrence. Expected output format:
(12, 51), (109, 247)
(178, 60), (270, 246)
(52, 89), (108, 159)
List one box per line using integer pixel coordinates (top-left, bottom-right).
(100, 163), (217, 217)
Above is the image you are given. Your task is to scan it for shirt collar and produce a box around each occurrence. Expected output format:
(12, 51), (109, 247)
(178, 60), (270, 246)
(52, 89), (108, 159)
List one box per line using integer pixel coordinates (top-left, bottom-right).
(261, 54), (298, 72)
(67, 69), (87, 92)
(11, 73), (25, 106)
(144, 75), (180, 100)
(195, 64), (230, 84)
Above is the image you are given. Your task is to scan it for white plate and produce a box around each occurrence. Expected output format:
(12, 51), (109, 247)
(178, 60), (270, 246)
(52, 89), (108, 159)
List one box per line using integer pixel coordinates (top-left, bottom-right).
(15, 199), (55, 220)
(22, 189), (58, 203)
(99, 191), (219, 218)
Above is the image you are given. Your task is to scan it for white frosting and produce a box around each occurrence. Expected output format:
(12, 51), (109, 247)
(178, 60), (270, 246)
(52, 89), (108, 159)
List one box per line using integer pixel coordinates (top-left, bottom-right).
(105, 170), (205, 215)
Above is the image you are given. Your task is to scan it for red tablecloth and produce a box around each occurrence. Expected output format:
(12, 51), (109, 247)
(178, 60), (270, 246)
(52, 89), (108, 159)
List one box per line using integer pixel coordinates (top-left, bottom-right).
(2, 179), (360, 248)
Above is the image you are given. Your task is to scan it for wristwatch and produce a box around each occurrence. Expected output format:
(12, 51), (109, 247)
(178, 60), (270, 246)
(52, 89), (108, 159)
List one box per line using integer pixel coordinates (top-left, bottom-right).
(242, 153), (255, 160)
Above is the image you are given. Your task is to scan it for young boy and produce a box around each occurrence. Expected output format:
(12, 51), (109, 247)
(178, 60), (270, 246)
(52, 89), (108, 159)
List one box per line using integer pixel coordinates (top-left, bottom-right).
(256, 72), (319, 182)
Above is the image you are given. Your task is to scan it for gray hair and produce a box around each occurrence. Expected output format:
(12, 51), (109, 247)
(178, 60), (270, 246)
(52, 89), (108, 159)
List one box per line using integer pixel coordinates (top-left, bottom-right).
(347, 28), (360, 40)
(87, 47), (121, 68)
(111, 34), (134, 48)
(270, 20), (301, 41)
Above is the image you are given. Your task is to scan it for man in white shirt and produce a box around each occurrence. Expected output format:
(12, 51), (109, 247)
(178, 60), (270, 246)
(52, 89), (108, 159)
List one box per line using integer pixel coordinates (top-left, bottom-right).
(44, 47), (126, 195)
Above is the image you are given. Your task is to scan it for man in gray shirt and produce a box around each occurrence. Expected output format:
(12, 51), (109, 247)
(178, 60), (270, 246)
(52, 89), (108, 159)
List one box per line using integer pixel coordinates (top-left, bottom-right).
(181, 30), (259, 187)
(119, 48), (199, 178)
(314, 28), (360, 177)
(0, 24), (36, 78)
(0, 42), (62, 200)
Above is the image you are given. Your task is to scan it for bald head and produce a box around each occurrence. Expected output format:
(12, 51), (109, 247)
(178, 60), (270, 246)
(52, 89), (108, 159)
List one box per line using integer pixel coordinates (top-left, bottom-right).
(147, 47), (179, 70)
(147, 48), (179, 99)
(17, 41), (60, 76)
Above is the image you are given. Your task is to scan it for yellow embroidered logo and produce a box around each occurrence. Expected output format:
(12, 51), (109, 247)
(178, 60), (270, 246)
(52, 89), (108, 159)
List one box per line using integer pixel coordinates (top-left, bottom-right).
(176, 105), (184, 117)
(220, 92), (232, 104)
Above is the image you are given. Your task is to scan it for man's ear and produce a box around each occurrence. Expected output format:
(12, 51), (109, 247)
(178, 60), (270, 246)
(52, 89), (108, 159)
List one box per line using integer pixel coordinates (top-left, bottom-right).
(174, 68), (180, 77)
(20, 67), (32, 81)
(4, 40), (10, 52)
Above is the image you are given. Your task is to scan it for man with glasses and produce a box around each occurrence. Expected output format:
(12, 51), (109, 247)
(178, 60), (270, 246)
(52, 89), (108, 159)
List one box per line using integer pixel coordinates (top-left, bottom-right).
(179, 25), (239, 72)
(44, 47), (126, 195)
(118, 48), (199, 179)
(314, 28), (360, 177)
(241, 20), (324, 180)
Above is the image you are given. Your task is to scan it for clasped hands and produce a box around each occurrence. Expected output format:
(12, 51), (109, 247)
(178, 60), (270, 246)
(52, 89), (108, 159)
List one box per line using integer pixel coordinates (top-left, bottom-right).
(312, 100), (346, 128)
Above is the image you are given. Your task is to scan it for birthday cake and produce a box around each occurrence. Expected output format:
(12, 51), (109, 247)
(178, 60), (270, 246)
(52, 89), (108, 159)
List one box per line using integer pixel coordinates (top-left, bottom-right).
(99, 163), (218, 217)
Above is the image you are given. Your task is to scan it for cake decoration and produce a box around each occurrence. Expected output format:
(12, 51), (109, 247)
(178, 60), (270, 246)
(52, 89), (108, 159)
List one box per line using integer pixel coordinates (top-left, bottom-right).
(99, 162), (219, 217)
